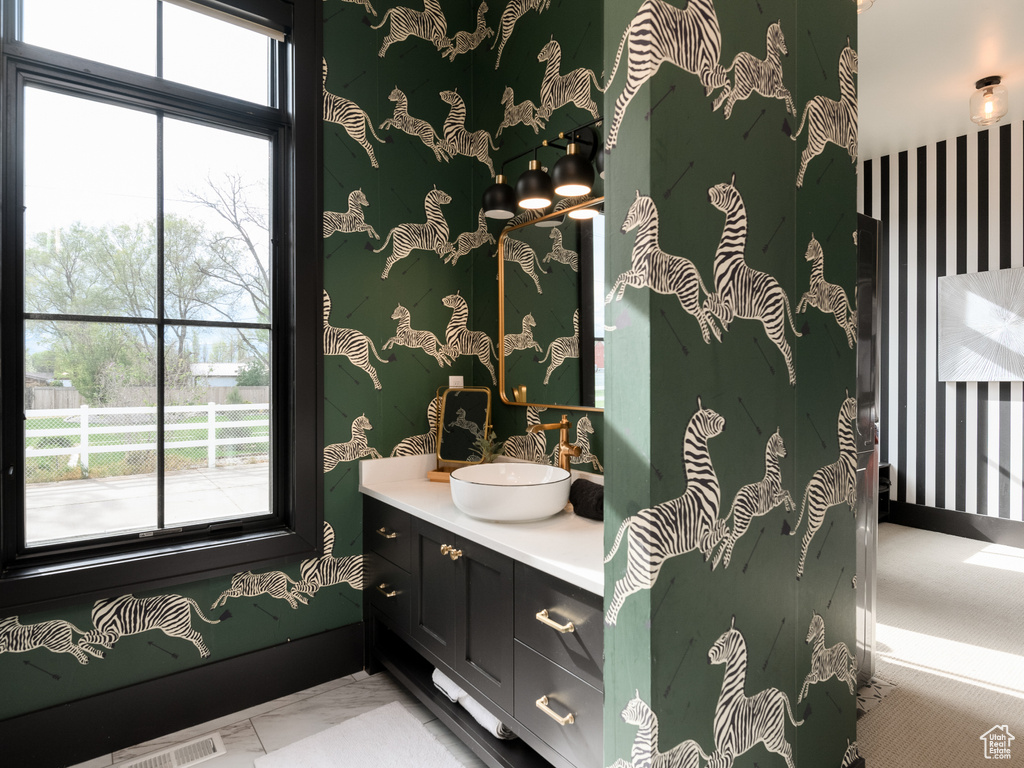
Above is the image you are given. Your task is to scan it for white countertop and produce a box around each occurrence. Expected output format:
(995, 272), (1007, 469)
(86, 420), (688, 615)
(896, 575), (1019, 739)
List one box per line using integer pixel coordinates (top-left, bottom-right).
(359, 455), (604, 595)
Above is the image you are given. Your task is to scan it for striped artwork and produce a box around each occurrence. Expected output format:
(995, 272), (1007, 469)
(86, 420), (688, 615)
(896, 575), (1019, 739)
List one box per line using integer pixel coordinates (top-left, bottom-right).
(860, 122), (1024, 521)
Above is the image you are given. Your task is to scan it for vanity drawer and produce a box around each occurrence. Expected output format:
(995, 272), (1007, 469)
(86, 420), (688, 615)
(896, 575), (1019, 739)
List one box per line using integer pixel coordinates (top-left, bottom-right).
(514, 642), (602, 768)
(365, 497), (411, 570)
(365, 553), (410, 633)
(514, 563), (603, 690)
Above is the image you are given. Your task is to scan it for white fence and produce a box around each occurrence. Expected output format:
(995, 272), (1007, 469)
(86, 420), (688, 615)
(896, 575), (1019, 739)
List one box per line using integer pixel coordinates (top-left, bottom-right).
(25, 402), (270, 481)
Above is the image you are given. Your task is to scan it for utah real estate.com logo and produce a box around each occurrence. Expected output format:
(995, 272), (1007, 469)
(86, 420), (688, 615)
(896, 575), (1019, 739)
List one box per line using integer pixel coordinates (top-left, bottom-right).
(980, 725), (1015, 759)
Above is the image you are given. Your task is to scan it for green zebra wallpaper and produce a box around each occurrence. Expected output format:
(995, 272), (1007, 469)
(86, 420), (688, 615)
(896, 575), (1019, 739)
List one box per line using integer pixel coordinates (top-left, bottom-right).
(601, 1), (859, 768)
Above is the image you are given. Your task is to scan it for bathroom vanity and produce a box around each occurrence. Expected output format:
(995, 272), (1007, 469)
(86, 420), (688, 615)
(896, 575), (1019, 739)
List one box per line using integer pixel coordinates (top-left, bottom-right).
(359, 455), (604, 768)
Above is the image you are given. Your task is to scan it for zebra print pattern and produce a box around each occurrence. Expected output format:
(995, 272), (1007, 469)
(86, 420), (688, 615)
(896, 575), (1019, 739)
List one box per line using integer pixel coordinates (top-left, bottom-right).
(323, 289), (390, 389)
(491, 0), (549, 69)
(447, 208), (495, 265)
(322, 58), (385, 168)
(539, 308), (580, 385)
(841, 740), (862, 768)
(604, 398), (727, 626)
(295, 523), (364, 595)
(379, 87), (450, 163)
(370, 0), (448, 57)
(81, 594), (221, 659)
(384, 304), (452, 367)
(502, 405), (547, 461)
(503, 236), (547, 293)
(604, 0), (730, 149)
(543, 228), (578, 271)
(792, 40), (857, 188)
(442, 292), (497, 384)
(705, 175), (801, 385)
(796, 234), (855, 348)
(323, 188), (380, 239)
(712, 428), (794, 570)
(712, 21), (794, 120)
(799, 611), (857, 703)
(504, 312), (542, 356)
(608, 691), (711, 768)
(212, 571), (308, 610)
(610, 190), (720, 344)
(707, 617), (803, 768)
(374, 186), (454, 279)
(446, 406), (484, 441)
(496, 86), (546, 136)
(0, 616), (104, 665)
(567, 414), (602, 472)
(791, 394), (857, 580)
(324, 414), (383, 472)
(439, 89), (498, 176)
(536, 37), (603, 120)
(390, 396), (441, 457)
(440, 1), (493, 61)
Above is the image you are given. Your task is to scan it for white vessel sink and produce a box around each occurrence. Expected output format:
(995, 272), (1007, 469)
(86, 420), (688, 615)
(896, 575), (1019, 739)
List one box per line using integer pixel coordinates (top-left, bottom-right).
(449, 463), (571, 522)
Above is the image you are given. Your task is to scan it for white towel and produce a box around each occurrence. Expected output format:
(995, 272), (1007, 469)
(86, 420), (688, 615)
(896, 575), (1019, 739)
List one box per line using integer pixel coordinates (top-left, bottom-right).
(431, 667), (517, 740)
(432, 667), (465, 702)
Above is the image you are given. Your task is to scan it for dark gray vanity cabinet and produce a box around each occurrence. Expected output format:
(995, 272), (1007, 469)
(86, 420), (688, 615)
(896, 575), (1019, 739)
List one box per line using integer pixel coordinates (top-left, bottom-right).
(411, 518), (515, 713)
(364, 496), (602, 768)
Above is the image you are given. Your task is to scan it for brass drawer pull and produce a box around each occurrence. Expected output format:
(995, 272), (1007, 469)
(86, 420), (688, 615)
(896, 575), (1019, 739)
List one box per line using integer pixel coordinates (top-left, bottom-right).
(376, 527), (398, 539)
(440, 544), (463, 561)
(376, 583), (398, 598)
(536, 695), (574, 726)
(535, 609), (575, 634)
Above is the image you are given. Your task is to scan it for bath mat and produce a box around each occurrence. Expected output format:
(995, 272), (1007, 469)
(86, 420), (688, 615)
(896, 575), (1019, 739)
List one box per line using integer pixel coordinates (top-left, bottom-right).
(254, 701), (463, 768)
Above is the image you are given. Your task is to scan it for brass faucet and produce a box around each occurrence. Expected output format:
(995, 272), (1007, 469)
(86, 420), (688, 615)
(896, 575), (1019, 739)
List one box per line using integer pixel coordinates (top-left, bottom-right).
(527, 414), (580, 471)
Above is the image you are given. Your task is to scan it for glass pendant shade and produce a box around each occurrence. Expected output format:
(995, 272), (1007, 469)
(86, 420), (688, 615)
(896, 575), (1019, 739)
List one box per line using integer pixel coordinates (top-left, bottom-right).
(482, 174), (516, 219)
(970, 76), (1008, 127)
(552, 143), (594, 197)
(516, 159), (554, 209)
(856, 0), (874, 13)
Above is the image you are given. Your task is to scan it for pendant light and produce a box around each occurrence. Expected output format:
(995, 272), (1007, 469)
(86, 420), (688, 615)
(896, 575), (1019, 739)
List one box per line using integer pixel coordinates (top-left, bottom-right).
(857, 0), (874, 12)
(482, 174), (516, 219)
(551, 140), (595, 197)
(516, 158), (554, 210)
(970, 76), (1008, 127)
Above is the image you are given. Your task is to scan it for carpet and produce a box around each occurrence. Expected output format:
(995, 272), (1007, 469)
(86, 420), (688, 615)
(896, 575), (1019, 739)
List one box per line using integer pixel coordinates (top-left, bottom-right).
(857, 523), (1024, 767)
(254, 701), (464, 768)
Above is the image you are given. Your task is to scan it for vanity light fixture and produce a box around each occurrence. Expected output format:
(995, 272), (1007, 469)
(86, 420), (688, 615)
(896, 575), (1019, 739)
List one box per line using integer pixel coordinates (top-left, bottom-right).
(552, 138), (595, 197)
(516, 157), (555, 210)
(481, 118), (603, 218)
(970, 76), (1008, 127)
(482, 174), (517, 219)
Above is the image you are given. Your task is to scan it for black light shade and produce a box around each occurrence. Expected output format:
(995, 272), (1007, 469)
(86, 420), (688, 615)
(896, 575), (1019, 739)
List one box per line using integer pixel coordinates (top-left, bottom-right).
(594, 143), (605, 179)
(516, 159), (554, 209)
(482, 174), (516, 219)
(552, 143), (595, 196)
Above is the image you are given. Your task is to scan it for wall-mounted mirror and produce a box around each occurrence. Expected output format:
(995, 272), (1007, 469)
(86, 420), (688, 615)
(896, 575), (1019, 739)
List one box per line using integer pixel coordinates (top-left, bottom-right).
(436, 386), (492, 464)
(498, 197), (603, 412)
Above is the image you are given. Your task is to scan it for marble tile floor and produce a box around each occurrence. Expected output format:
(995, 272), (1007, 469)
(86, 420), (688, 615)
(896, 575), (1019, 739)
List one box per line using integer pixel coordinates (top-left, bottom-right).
(70, 669), (488, 768)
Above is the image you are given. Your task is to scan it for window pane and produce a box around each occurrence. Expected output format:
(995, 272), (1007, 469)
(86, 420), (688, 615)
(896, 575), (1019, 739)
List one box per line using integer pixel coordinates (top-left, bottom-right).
(163, 119), (272, 324)
(22, 0), (156, 76)
(162, 2), (271, 105)
(164, 327), (271, 526)
(24, 88), (157, 318)
(24, 321), (158, 547)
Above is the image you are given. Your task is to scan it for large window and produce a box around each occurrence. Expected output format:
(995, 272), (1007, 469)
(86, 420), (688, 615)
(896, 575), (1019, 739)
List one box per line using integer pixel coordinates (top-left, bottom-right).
(1, 0), (322, 611)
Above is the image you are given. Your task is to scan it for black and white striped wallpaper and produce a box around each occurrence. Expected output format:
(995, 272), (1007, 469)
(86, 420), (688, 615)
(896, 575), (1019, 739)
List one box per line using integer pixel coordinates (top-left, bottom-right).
(860, 123), (1024, 521)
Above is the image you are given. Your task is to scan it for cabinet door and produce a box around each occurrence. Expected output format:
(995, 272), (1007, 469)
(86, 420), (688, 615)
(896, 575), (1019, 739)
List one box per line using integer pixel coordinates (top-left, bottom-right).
(455, 536), (514, 713)
(410, 518), (457, 666)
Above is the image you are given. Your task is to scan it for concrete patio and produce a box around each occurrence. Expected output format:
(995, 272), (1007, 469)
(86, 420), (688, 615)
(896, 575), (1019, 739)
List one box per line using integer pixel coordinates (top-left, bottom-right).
(25, 463), (270, 547)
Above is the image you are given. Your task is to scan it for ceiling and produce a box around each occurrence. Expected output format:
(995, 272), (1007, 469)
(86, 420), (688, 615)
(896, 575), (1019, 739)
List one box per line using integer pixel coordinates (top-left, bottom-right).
(858, 0), (1024, 159)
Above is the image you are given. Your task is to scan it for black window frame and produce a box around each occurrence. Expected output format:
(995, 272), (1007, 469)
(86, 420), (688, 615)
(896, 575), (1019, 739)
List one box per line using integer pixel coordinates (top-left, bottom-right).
(0, 0), (323, 613)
